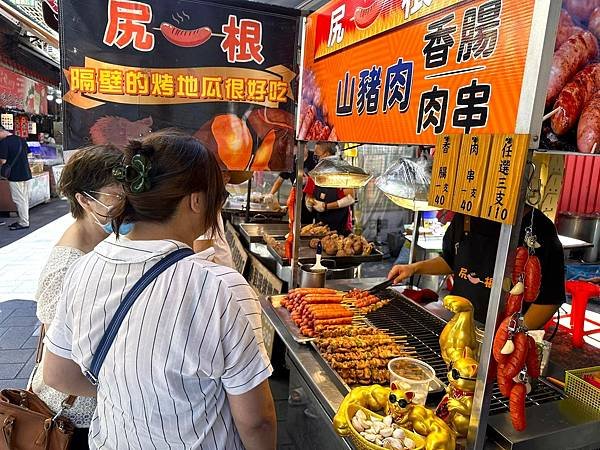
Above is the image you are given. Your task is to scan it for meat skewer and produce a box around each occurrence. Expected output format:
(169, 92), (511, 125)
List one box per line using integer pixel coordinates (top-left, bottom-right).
(545, 31), (599, 107)
(551, 63), (600, 135)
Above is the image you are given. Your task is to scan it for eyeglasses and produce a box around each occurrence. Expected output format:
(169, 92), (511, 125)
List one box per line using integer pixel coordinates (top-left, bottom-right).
(450, 368), (477, 382)
(87, 190), (124, 201)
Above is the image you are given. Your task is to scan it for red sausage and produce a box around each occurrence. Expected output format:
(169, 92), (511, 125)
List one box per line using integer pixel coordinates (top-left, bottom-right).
(577, 91), (600, 153)
(524, 256), (541, 303)
(509, 383), (527, 432)
(565, 0), (600, 22)
(503, 293), (524, 320)
(497, 363), (515, 398)
(551, 64), (600, 136)
(590, 8), (600, 41)
(555, 10), (582, 50)
(504, 332), (529, 380)
(546, 31), (599, 107)
(526, 336), (541, 379)
(160, 23), (212, 48)
(512, 247), (529, 284)
(493, 316), (513, 364)
(354, 0), (384, 29)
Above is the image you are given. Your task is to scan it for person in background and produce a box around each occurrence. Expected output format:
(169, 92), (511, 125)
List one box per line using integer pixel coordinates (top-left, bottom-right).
(304, 142), (356, 235)
(0, 125), (33, 230)
(32, 144), (124, 450)
(266, 146), (317, 224)
(194, 170), (234, 269)
(388, 207), (564, 329)
(43, 131), (276, 450)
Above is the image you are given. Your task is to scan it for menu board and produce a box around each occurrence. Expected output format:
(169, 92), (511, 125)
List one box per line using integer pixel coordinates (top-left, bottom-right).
(299, 0), (536, 145)
(60, 0), (299, 171)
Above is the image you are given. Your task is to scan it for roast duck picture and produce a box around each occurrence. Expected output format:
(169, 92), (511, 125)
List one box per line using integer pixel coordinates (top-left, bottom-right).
(544, 2), (600, 153)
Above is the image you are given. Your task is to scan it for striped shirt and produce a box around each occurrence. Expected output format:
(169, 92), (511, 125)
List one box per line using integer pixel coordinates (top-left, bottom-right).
(45, 237), (272, 449)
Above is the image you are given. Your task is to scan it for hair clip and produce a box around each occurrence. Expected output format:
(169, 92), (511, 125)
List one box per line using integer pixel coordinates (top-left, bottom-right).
(112, 154), (152, 194)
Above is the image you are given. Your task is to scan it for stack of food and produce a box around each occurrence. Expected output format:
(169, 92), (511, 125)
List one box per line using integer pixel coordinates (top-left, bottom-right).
(309, 233), (374, 257)
(263, 233), (286, 257)
(346, 289), (391, 314)
(281, 288), (355, 337)
(297, 69), (337, 141)
(315, 326), (412, 385)
(545, 5), (600, 153)
(300, 222), (330, 237)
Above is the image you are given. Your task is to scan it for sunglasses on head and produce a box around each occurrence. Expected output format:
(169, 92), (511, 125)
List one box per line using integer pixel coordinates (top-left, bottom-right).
(388, 393), (409, 408)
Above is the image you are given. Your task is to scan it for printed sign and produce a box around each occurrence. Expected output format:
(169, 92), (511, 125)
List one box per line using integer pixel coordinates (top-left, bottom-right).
(60, 0), (299, 171)
(481, 134), (529, 224)
(299, 0), (535, 144)
(0, 114), (13, 131)
(429, 134), (462, 209)
(451, 134), (492, 216)
(0, 67), (48, 115)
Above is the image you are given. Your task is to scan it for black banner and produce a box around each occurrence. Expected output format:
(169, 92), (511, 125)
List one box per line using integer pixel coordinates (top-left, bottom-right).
(60, 0), (299, 171)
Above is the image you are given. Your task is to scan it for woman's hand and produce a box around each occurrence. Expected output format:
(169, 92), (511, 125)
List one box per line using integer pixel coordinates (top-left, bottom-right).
(387, 264), (416, 285)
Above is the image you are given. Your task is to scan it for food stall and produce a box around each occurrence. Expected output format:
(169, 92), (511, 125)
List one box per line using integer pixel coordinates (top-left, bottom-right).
(261, 0), (600, 449)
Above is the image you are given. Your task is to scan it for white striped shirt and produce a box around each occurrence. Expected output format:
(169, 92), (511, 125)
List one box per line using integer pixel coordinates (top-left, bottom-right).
(45, 237), (272, 449)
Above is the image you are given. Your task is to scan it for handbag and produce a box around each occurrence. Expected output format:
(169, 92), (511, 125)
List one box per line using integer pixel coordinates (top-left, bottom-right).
(0, 247), (193, 450)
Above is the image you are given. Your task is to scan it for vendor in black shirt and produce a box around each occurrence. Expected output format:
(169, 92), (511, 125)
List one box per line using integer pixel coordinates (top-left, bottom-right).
(266, 146), (317, 224)
(388, 207), (565, 329)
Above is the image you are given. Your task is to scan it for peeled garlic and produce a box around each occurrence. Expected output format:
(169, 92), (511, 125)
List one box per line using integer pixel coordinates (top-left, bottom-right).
(510, 282), (524, 295)
(380, 427), (394, 437)
(352, 417), (364, 432)
(500, 339), (515, 355)
(526, 382), (532, 394)
(383, 415), (393, 427)
(363, 432), (377, 442)
(392, 428), (405, 439)
(355, 410), (367, 421)
(382, 437), (404, 450)
(404, 437), (416, 449)
(371, 421), (384, 433)
(375, 438), (384, 446)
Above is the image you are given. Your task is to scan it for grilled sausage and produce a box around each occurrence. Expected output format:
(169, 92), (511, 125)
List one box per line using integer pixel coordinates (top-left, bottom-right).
(577, 91), (600, 153)
(590, 7), (600, 41)
(555, 9), (583, 50)
(524, 255), (542, 303)
(551, 63), (600, 135)
(565, 0), (600, 22)
(509, 383), (527, 432)
(546, 31), (599, 107)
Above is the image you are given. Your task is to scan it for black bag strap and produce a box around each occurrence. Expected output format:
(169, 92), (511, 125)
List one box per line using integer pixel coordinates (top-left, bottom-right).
(84, 248), (194, 385)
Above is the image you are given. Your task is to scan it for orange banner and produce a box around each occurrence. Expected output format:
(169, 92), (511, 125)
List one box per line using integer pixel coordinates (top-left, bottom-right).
(64, 57), (296, 110)
(299, 0), (535, 144)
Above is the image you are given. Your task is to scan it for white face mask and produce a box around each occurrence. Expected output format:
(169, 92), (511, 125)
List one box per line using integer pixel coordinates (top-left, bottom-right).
(83, 192), (113, 234)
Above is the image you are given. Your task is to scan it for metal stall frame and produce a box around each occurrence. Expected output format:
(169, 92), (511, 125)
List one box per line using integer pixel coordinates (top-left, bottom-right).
(467, 1), (562, 448)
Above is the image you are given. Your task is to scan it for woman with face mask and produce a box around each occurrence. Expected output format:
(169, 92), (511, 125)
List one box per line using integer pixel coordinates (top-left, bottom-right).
(31, 144), (123, 449)
(43, 131), (276, 450)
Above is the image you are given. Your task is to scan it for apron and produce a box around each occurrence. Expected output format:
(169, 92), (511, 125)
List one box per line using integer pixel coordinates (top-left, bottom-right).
(450, 217), (497, 323)
(313, 185), (349, 235)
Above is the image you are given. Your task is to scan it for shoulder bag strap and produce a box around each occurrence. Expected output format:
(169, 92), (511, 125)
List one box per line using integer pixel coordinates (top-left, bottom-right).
(84, 248), (194, 385)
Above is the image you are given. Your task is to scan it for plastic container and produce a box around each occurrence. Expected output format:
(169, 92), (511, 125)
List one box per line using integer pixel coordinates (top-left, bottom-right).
(298, 263), (327, 288)
(565, 366), (600, 411)
(388, 358), (436, 405)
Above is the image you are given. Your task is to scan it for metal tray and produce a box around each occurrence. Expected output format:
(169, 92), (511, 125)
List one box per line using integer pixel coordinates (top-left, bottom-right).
(239, 223), (290, 244)
(268, 295), (315, 344)
(267, 240), (383, 266)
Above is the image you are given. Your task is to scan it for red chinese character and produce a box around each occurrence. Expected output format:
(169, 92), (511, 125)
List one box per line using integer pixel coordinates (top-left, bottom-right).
(220, 15), (264, 64)
(103, 0), (154, 52)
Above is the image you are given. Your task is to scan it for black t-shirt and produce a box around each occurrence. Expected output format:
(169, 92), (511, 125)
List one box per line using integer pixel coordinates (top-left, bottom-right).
(441, 209), (565, 323)
(0, 135), (32, 182)
(279, 152), (317, 185)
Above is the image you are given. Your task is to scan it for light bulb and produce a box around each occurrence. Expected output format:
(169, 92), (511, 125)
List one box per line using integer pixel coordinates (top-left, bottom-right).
(55, 98), (63, 104)
(47, 94), (54, 101)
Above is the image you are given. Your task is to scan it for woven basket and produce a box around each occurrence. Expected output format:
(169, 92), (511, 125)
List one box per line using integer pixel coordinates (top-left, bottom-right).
(344, 404), (425, 450)
(565, 366), (600, 411)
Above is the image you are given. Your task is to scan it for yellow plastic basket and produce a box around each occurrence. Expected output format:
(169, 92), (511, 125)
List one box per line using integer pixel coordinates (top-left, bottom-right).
(345, 404), (426, 450)
(565, 366), (600, 411)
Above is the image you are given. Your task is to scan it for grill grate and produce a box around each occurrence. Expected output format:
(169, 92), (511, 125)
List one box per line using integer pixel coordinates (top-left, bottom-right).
(365, 290), (565, 415)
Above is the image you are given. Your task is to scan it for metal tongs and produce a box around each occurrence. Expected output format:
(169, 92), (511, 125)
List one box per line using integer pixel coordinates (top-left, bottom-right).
(367, 279), (393, 294)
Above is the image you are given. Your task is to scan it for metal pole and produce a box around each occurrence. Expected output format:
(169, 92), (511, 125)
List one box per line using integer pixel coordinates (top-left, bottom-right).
(245, 175), (252, 223)
(467, 1), (560, 446)
(291, 142), (305, 288)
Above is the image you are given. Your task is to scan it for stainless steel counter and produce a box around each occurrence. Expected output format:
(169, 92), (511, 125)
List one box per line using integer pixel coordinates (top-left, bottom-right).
(261, 278), (600, 450)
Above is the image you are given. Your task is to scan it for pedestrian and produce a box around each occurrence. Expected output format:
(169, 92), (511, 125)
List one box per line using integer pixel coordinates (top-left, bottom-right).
(43, 130), (276, 450)
(0, 125), (33, 230)
(31, 144), (124, 450)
